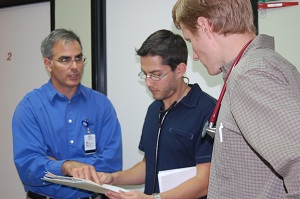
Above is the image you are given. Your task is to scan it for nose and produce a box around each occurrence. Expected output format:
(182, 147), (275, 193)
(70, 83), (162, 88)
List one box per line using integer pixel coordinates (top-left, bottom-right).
(69, 60), (79, 68)
(193, 51), (199, 61)
(145, 76), (153, 87)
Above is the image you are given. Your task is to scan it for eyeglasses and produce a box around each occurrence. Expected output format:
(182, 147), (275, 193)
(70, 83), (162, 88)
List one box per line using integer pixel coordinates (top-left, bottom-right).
(51, 55), (87, 66)
(138, 70), (172, 81)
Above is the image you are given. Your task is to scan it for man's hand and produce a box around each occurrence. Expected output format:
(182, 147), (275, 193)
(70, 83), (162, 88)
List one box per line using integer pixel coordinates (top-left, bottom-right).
(97, 172), (114, 185)
(62, 160), (100, 184)
(48, 156), (56, 160)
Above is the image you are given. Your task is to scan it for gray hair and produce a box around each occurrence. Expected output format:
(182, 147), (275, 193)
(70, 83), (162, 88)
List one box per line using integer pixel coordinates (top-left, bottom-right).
(40, 28), (82, 59)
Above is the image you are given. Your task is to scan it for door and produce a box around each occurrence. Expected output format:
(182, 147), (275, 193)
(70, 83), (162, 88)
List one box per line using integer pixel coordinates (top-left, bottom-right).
(0, 2), (50, 198)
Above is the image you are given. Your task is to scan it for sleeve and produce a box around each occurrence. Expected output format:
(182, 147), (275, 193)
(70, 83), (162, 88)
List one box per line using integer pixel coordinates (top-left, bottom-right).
(12, 99), (64, 187)
(231, 64), (300, 196)
(195, 98), (215, 164)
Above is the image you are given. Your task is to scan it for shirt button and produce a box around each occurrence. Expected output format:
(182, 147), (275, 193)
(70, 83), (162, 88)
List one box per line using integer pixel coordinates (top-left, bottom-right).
(68, 119), (72, 123)
(70, 140), (74, 144)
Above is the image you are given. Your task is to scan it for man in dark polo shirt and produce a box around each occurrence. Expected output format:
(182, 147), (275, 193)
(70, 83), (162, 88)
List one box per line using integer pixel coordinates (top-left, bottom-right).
(97, 29), (216, 199)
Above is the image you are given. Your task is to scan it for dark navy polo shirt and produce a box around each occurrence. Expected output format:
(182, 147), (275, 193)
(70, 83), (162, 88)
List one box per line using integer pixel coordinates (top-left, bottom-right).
(139, 84), (216, 197)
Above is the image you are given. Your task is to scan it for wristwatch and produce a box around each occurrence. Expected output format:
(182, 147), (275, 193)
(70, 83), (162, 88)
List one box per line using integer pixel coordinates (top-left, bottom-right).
(152, 193), (162, 199)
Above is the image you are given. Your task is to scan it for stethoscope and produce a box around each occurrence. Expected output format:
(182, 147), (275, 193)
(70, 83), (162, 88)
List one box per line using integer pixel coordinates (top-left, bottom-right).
(201, 39), (253, 138)
(152, 76), (189, 193)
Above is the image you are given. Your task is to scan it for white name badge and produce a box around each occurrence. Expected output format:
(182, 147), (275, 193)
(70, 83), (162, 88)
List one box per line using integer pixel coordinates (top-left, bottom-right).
(84, 134), (96, 154)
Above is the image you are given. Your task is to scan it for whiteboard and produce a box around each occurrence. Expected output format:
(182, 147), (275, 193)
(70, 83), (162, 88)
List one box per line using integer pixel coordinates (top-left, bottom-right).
(0, 2), (50, 198)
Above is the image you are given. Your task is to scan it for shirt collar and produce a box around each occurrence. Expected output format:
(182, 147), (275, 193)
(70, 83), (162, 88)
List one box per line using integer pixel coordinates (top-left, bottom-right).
(45, 80), (87, 103)
(178, 83), (202, 108)
(220, 59), (234, 81)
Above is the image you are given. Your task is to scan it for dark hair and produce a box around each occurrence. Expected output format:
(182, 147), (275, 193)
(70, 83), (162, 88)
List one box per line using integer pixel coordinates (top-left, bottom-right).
(136, 29), (188, 70)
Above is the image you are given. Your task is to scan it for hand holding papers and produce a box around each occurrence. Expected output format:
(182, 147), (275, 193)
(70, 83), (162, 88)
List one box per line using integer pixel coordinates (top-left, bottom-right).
(158, 166), (196, 192)
(42, 172), (128, 194)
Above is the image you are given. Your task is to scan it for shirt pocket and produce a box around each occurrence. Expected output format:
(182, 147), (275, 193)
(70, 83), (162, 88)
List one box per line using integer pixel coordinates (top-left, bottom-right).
(169, 128), (194, 140)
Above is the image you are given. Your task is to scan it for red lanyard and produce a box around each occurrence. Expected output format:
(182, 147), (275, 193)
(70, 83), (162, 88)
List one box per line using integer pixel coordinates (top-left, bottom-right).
(209, 39), (253, 126)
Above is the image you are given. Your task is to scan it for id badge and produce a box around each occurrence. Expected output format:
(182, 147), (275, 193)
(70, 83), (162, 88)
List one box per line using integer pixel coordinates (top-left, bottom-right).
(84, 134), (96, 154)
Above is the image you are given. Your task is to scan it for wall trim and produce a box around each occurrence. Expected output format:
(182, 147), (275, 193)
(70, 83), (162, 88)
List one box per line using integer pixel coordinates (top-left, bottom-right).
(91, 0), (107, 95)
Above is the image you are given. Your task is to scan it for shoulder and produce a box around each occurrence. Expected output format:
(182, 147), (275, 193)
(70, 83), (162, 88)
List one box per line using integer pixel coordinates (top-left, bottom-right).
(232, 39), (296, 89)
(146, 100), (161, 115)
(147, 100), (161, 110)
(239, 34), (293, 74)
(80, 85), (110, 102)
(13, 84), (49, 117)
(190, 84), (217, 107)
(18, 83), (47, 104)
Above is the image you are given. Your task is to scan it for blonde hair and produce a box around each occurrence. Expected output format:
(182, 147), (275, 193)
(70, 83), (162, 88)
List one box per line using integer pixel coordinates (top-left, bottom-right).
(172, 0), (256, 35)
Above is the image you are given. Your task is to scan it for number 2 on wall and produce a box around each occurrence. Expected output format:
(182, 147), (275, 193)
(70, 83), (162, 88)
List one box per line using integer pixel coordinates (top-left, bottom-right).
(7, 52), (12, 61)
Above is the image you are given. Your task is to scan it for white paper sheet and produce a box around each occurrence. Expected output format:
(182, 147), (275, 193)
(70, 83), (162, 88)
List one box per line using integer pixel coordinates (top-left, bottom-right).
(42, 172), (128, 194)
(158, 166), (196, 192)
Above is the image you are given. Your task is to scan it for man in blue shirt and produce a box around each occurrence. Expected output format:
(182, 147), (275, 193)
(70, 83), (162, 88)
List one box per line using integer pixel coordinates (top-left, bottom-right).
(98, 29), (216, 199)
(12, 29), (122, 199)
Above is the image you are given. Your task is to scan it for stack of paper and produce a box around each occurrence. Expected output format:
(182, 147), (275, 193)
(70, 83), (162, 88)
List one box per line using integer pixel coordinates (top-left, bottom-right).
(42, 172), (128, 194)
(158, 166), (196, 192)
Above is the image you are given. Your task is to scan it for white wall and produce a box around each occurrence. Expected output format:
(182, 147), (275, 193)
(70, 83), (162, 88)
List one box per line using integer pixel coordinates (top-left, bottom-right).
(258, 0), (300, 68)
(106, 0), (223, 184)
(55, 0), (92, 88)
(0, 3), (50, 198)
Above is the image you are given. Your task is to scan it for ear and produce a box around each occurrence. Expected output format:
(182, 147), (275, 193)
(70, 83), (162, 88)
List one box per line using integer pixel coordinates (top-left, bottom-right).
(44, 57), (52, 73)
(197, 17), (212, 39)
(175, 63), (187, 78)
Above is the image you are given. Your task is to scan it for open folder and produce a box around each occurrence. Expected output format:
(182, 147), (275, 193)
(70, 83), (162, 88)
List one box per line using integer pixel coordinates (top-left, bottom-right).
(42, 172), (128, 194)
(158, 166), (196, 192)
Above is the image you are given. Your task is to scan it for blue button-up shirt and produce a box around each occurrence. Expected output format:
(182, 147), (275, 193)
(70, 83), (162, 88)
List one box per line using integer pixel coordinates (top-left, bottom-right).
(12, 80), (122, 199)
